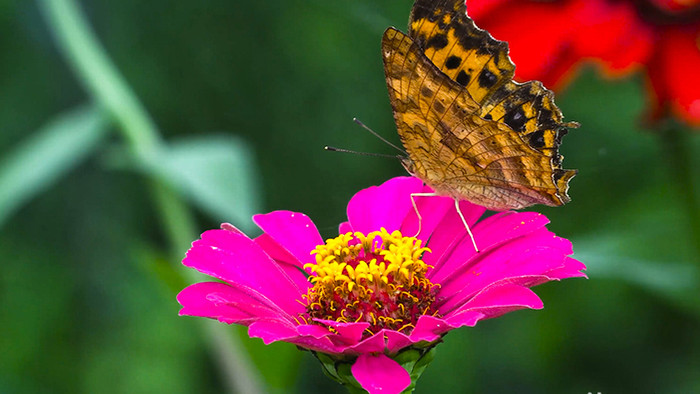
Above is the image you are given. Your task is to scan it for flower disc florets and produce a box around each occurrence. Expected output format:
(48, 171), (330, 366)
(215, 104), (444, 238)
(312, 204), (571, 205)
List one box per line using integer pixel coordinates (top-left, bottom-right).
(303, 228), (440, 337)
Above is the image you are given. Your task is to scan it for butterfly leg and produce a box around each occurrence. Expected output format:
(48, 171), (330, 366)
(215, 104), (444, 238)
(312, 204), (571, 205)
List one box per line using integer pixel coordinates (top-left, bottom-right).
(409, 192), (438, 238)
(454, 199), (479, 253)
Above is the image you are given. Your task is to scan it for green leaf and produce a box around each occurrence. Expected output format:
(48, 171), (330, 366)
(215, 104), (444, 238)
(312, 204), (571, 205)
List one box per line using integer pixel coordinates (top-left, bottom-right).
(141, 134), (262, 233)
(574, 241), (699, 315)
(0, 105), (108, 227)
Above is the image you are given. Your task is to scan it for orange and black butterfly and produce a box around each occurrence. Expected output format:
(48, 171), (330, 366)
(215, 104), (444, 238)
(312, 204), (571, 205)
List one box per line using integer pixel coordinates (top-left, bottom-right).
(383, 0), (578, 212)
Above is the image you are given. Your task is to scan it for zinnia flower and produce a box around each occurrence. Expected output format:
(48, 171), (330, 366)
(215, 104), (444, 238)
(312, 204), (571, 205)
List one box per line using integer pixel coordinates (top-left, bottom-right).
(468, 0), (700, 126)
(177, 177), (586, 393)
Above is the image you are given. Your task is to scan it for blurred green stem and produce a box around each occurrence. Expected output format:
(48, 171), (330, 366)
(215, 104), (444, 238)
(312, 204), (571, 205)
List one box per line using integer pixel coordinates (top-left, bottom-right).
(37, 0), (159, 158)
(659, 127), (700, 262)
(38, 1), (264, 393)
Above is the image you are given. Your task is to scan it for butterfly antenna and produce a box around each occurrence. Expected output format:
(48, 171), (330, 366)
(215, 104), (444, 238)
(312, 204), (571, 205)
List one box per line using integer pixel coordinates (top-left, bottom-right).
(353, 118), (406, 154)
(325, 146), (402, 159)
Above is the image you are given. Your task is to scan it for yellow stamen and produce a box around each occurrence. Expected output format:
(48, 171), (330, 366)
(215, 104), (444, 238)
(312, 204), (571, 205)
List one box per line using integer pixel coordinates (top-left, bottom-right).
(302, 228), (439, 337)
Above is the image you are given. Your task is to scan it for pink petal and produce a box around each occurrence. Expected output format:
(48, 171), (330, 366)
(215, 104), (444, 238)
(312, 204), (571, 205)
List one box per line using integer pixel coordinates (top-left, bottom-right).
(441, 274), (549, 315)
(430, 211), (551, 284)
(314, 320), (370, 345)
(547, 256), (588, 280)
(399, 184), (454, 242)
(253, 210), (323, 266)
(254, 233), (311, 291)
(346, 332), (386, 354)
(476, 211), (551, 251)
(442, 310), (486, 328)
(347, 177), (423, 234)
(351, 353), (411, 394)
(423, 200), (486, 272)
(338, 221), (353, 234)
(220, 222), (245, 235)
(273, 327), (346, 354)
(409, 315), (454, 343)
(451, 283), (544, 321)
(183, 229), (304, 314)
(296, 324), (334, 339)
(246, 318), (297, 341)
(437, 230), (577, 312)
(385, 330), (413, 354)
(177, 282), (293, 324)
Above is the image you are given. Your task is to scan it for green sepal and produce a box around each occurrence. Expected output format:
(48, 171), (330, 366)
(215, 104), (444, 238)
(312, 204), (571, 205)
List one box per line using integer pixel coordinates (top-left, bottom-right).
(313, 343), (440, 394)
(409, 346), (437, 383)
(394, 345), (439, 393)
(315, 352), (342, 381)
(312, 351), (365, 392)
(394, 348), (421, 374)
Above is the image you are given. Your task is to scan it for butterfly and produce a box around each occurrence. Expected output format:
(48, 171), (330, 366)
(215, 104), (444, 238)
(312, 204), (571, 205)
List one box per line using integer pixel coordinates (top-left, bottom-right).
(383, 0), (578, 225)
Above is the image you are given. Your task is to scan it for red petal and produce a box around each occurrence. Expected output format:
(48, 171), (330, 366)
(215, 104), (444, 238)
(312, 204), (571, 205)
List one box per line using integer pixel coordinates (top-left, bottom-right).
(465, 0), (514, 19)
(568, 0), (654, 75)
(651, 26), (700, 126)
(470, 0), (579, 85)
(649, 0), (700, 12)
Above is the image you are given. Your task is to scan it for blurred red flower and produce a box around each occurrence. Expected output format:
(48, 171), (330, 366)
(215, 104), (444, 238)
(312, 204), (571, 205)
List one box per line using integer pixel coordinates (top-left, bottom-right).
(468, 0), (700, 127)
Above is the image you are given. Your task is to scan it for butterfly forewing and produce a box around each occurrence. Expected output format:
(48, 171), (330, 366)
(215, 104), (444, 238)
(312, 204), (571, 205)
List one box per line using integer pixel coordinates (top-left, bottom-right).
(409, 0), (514, 105)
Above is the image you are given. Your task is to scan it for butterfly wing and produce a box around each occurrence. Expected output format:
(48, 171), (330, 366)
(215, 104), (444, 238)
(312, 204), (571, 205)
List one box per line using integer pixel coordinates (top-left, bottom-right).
(383, 26), (576, 211)
(383, 0), (576, 210)
(409, 0), (515, 105)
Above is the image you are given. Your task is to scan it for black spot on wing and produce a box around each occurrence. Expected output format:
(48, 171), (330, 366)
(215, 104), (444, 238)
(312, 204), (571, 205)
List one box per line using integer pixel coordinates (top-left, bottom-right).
(445, 55), (462, 69)
(414, 34), (427, 49)
(478, 69), (498, 88)
(555, 127), (568, 145)
(503, 106), (527, 132)
(410, 1), (432, 22)
(450, 19), (508, 56)
(526, 130), (546, 149)
(553, 169), (567, 182)
(538, 107), (554, 126)
(552, 153), (562, 167)
(456, 70), (470, 87)
(426, 34), (448, 49)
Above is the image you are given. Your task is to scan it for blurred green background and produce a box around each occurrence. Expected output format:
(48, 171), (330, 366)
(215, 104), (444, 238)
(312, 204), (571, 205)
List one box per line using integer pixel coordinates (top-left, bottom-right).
(1, 1), (699, 393)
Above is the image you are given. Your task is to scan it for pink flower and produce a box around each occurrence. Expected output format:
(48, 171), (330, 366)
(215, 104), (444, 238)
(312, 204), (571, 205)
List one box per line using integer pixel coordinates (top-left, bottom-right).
(178, 177), (586, 394)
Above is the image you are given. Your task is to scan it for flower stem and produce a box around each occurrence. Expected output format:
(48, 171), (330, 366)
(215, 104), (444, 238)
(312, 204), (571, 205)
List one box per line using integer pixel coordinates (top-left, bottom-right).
(38, 1), (264, 392)
(36, 0), (160, 158)
(659, 126), (700, 262)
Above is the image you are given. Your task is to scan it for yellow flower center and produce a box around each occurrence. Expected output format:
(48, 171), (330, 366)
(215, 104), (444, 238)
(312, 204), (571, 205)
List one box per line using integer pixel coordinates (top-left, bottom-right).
(302, 228), (440, 337)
